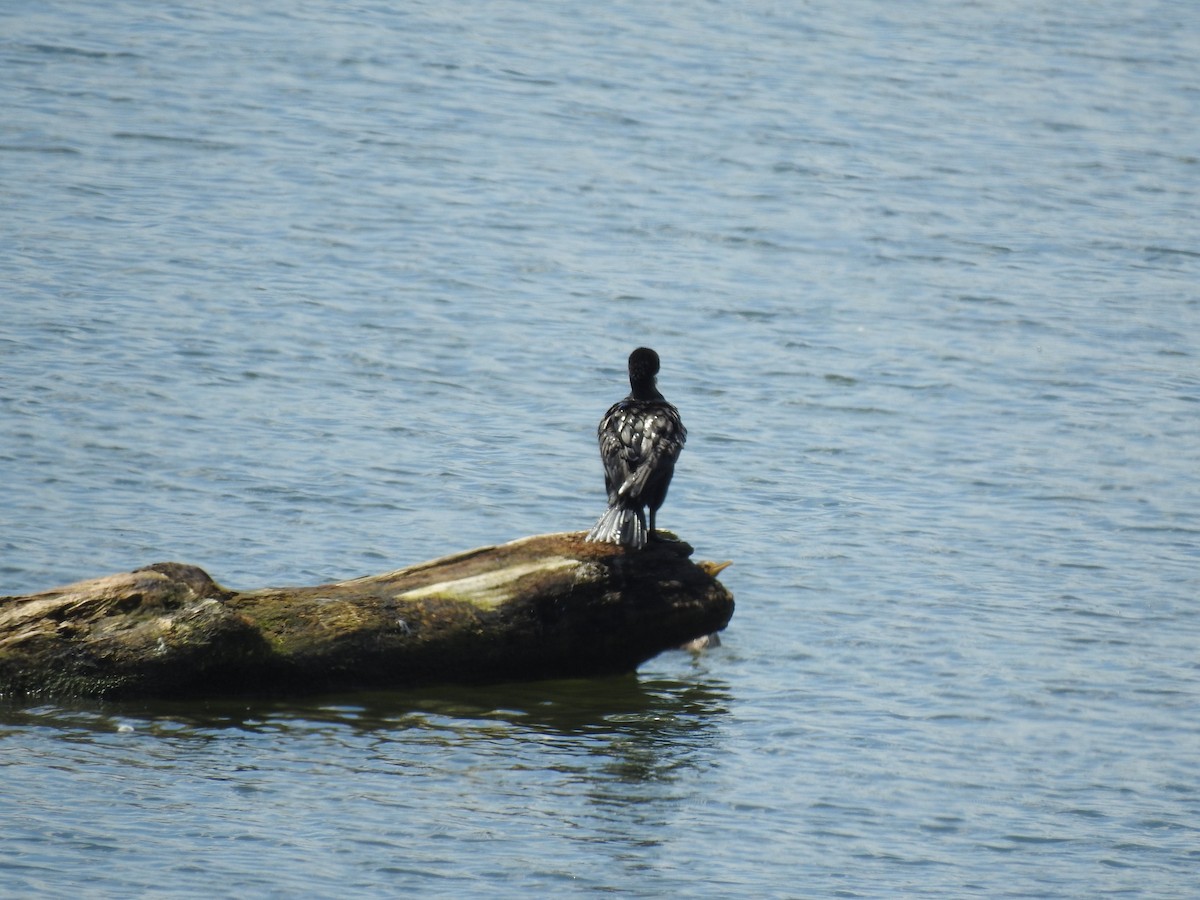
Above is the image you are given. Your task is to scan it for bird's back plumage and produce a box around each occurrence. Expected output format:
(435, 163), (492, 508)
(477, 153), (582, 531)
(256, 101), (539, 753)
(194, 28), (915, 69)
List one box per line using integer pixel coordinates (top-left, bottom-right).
(598, 399), (686, 505)
(586, 349), (686, 548)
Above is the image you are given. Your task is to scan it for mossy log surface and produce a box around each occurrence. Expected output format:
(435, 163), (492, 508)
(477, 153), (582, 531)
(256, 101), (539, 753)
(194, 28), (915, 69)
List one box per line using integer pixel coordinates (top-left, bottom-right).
(0, 533), (734, 700)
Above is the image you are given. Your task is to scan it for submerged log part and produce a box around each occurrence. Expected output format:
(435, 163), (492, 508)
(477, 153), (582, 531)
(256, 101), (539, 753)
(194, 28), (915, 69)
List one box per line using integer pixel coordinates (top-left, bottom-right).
(0, 533), (734, 700)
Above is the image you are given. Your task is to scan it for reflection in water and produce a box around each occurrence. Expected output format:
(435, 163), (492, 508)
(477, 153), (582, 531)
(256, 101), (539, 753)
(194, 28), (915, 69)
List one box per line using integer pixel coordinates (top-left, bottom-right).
(1, 672), (731, 896)
(6, 669), (734, 889)
(3, 669), (732, 791)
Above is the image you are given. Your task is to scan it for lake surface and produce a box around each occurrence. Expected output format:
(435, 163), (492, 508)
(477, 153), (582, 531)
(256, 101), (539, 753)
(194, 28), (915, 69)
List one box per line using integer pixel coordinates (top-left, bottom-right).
(3, 1), (1198, 896)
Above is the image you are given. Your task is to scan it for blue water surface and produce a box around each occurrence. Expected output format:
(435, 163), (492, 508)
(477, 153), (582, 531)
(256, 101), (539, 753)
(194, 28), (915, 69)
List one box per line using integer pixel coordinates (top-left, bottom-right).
(2, 1), (1199, 896)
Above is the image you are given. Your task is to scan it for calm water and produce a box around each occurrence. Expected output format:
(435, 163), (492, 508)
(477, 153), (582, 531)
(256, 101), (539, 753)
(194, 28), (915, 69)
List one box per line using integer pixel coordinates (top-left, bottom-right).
(3, 0), (1199, 896)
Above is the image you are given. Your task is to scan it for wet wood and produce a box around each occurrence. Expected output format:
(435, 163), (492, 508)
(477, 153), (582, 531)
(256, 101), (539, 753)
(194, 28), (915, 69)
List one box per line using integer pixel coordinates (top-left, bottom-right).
(0, 533), (733, 700)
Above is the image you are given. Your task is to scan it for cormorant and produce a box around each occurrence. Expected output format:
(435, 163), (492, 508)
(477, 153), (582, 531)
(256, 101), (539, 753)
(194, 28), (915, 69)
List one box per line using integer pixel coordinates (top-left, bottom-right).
(584, 347), (686, 549)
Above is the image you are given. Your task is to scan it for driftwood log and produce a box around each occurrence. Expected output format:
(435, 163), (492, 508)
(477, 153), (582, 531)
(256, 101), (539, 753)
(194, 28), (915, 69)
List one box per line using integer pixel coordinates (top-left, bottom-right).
(0, 532), (733, 700)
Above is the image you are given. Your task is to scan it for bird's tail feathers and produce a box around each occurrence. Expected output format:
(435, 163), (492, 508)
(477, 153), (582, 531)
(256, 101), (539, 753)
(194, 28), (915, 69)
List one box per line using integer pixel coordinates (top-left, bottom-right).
(584, 506), (648, 549)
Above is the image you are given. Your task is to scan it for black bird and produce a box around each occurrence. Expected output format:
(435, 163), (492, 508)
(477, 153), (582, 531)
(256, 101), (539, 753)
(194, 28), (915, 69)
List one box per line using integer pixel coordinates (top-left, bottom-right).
(585, 347), (687, 548)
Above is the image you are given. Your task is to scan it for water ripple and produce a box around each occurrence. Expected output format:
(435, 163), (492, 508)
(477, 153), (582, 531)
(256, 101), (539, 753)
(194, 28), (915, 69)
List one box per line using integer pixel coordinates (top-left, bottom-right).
(3, 0), (1199, 896)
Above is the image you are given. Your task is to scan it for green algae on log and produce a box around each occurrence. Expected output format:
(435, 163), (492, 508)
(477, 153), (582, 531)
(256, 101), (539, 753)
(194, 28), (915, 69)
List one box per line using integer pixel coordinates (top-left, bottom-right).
(0, 533), (734, 700)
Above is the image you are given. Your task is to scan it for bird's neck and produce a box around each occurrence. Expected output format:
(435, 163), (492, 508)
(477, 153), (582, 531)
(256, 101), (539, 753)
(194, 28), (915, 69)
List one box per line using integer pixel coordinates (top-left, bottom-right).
(629, 379), (664, 401)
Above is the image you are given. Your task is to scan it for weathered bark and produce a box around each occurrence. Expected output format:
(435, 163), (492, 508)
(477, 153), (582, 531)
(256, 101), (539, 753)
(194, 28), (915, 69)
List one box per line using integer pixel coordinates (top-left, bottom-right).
(0, 532), (733, 700)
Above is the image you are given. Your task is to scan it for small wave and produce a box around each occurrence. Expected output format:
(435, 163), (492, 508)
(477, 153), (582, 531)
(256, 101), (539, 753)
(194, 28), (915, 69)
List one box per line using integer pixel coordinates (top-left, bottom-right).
(0, 144), (80, 154)
(27, 43), (139, 60)
(112, 132), (238, 151)
(1145, 245), (1200, 260)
